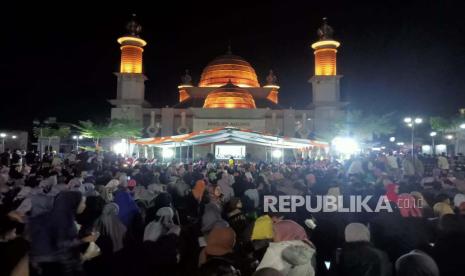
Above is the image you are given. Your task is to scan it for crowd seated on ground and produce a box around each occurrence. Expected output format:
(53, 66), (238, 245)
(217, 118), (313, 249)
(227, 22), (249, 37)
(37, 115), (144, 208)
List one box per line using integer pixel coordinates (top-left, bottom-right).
(1, 149), (465, 276)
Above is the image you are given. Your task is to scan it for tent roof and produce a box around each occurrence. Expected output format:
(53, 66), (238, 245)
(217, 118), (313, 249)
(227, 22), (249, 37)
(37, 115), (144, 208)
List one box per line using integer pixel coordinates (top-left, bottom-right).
(131, 127), (328, 149)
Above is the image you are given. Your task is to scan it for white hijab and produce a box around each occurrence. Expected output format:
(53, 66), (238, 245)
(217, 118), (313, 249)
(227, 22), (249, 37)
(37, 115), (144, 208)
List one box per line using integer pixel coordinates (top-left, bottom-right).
(143, 207), (174, 242)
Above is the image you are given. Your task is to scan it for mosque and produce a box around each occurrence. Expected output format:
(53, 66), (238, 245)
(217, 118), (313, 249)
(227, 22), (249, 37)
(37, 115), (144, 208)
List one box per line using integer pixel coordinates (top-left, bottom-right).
(109, 17), (345, 160)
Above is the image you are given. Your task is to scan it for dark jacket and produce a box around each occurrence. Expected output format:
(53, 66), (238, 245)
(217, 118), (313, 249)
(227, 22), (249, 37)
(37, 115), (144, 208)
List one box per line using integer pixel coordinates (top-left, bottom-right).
(333, 241), (392, 276)
(433, 232), (465, 276)
(198, 254), (241, 276)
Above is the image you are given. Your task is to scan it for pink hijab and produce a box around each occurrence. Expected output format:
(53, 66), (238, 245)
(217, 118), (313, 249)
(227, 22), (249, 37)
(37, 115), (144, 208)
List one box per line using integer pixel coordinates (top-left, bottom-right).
(273, 220), (308, 242)
(385, 183), (399, 202)
(397, 193), (422, 218)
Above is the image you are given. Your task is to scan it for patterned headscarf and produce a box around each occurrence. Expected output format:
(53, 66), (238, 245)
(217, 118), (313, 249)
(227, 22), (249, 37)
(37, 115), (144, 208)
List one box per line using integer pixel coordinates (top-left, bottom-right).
(398, 193), (422, 218)
(273, 220), (308, 242)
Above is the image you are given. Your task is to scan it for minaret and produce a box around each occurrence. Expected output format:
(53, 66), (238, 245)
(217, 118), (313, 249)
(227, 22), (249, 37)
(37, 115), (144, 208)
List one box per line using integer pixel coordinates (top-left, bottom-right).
(109, 15), (149, 122)
(264, 70), (280, 104)
(309, 18), (343, 136)
(178, 69), (193, 102)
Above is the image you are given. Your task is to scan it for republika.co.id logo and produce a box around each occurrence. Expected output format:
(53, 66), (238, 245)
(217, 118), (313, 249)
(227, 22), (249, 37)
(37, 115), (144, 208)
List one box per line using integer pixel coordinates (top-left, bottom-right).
(263, 195), (423, 213)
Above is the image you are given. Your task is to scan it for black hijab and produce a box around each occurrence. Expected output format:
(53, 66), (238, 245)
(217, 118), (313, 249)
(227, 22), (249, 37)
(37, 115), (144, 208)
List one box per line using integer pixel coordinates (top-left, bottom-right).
(50, 191), (83, 249)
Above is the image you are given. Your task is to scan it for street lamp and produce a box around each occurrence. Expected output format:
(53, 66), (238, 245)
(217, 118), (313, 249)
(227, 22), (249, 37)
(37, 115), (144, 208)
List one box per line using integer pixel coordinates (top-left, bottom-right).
(389, 136), (396, 142)
(430, 131), (437, 154)
(460, 123), (465, 129)
(33, 119), (50, 160)
(272, 149), (283, 159)
(161, 148), (174, 163)
(72, 135), (83, 151)
(446, 134), (454, 140)
(0, 133), (6, 153)
(12, 135), (17, 139)
(331, 136), (360, 159)
(404, 116), (422, 162)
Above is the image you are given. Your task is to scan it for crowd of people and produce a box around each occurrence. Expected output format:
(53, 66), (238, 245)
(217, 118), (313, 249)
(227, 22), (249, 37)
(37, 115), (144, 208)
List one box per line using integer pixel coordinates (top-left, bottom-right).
(1, 149), (465, 276)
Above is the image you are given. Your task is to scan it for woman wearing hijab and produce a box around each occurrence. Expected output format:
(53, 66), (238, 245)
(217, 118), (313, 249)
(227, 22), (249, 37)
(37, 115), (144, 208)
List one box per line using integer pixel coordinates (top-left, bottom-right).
(397, 193), (422, 218)
(84, 203), (128, 276)
(207, 184), (223, 206)
(224, 198), (250, 244)
(433, 202), (454, 217)
(141, 207), (181, 276)
(113, 188), (140, 228)
(192, 179), (206, 202)
(385, 183), (399, 203)
(68, 177), (83, 192)
(453, 193), (465, 213)
(82, 183), (99, 197)
(182, 179), (207, 224)
(257, 219), (316, 276)
(217, 171), (234, 203)
(198, 226), (241, 275)
(30, 191), (94, 276)
(143, 207), (178, 242)
(102, 179), (119, 202)
(395, 250), (439, 276)
(145, 192), (173, 225)
(95, 203), (127, 254)
(396, 193), (434, 256)
(333, 223), (391, 276)
(76, 193), (106, 237)
(411, 191), (434, 218)
(272, 220), (310, 243)
(201, 202), (228, 235)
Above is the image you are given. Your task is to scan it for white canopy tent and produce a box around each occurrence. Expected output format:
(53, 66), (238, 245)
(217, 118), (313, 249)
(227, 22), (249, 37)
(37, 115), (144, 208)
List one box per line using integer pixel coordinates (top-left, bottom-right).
(130, 127), (328, 149)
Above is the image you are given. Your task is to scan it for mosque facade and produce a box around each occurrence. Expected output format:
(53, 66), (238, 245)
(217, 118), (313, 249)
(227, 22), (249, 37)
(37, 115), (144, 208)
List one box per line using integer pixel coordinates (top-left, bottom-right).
(109, 17), (345, 159)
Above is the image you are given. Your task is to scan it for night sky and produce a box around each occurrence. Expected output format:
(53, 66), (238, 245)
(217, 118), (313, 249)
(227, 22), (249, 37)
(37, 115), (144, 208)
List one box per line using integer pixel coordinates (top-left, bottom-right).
(3, 1), (465, 130)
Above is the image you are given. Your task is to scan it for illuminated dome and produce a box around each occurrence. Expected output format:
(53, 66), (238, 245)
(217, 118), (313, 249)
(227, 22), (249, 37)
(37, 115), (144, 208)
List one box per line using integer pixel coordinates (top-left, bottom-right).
(199, 51), (260, 88)
(203, 81), (256, 109)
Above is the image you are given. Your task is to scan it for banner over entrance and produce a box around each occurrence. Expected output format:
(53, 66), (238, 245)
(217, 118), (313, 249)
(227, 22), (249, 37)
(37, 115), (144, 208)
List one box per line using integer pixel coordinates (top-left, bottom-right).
(193, 118), (265, 131)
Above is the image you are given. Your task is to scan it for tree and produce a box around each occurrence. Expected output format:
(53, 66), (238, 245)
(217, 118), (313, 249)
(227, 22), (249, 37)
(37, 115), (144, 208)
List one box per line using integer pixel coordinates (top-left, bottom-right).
(74, 119), (142, 151)
(33, 126), (71, 150)
(74, 120), (112, 148)
(108, 119), (143, 140)
(108, 119), (143, 155)
(430, 116), (451, 132)
(450, 113), (465, 130)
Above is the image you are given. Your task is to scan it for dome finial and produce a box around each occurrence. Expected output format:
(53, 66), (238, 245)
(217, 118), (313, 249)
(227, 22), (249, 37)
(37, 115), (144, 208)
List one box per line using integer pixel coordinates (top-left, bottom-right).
(125, 14), (142, 37)
(227, 40), (232, 55)
(181, 69), (192, 85)
(317, 17), (334, 40)
(223, 78), (238, 88)
(266, 70), (278, 86)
